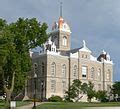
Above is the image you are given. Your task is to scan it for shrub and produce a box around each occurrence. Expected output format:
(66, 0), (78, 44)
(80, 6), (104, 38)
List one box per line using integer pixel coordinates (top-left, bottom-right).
(48, 95), (63, 102)
(96, 90), (107, 102)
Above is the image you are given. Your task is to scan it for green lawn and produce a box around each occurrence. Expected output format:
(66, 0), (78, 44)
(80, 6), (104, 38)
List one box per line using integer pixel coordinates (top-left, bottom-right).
(36, 102), (120, 109)
(0, 100), (31, 109)
(0, 100), (5, 109)
(16, 101), (32, 107)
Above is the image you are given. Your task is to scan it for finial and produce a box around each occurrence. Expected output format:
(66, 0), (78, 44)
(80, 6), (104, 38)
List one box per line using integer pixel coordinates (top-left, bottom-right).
(106, 52), (110, 61)
(60, 2), (62, 17)
(102, 49), (106, 54)
(83, 40), (86, 47)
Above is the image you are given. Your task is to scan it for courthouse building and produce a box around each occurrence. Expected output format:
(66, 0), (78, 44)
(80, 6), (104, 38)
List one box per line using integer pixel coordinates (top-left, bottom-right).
(28, 15), (113, 101)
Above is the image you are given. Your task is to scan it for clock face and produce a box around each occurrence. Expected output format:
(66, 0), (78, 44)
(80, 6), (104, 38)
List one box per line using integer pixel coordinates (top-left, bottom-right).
(63, 23), (69, 30)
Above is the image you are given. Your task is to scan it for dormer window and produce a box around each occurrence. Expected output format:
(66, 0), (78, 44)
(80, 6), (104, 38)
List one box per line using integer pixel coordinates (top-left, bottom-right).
(62, 36), (67, 46)
(81, 54), (87, 59)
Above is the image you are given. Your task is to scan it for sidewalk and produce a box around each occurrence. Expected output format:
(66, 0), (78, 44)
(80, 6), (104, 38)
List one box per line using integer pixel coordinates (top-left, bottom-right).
(16, 102), (42, 109)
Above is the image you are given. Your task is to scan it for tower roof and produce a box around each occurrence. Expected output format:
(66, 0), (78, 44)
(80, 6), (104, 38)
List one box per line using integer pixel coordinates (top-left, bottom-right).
(52, 2), (71, 33)
(52, 17), (71, 33)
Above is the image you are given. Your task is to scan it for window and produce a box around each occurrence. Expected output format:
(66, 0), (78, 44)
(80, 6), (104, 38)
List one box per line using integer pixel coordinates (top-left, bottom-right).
(73, 65), (77, 78)
(107, 69), (111, 81)
(62, 81), (66, 93)
(51, 62), (56, 76)
(90, 67), (94, 79)
(82, 66), (87, 79)
(42, 62), (45, 76)
(51, 47), (56, 52)
(62, 36), (67, 46)
(98, 68), (101, 81)
(98, 84), (101, 91)
(62, 64), (66, 77)
(51, 80), (56, 93)
(107, 85), (110, 92)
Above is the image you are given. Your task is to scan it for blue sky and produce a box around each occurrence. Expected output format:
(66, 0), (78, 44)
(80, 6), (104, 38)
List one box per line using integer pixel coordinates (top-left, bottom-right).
(0, 0), (120, 81)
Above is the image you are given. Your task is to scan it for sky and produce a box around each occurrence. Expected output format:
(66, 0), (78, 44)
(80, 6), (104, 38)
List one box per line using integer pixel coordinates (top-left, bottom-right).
(0, 0), (120, 81)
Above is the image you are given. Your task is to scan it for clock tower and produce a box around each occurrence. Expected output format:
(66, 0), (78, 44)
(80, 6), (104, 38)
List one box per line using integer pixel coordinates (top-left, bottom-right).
(50, 2), (71, 51)
(51, 17), (71, 51)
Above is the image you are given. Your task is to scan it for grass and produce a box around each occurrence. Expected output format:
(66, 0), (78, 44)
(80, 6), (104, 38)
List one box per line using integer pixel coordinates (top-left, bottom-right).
(36, 102), (120, 109)
(1, 100), (120, 109)
(0, 100), (31, 108)
(0, 100), (5, 109)
(16, 101), (32, 107)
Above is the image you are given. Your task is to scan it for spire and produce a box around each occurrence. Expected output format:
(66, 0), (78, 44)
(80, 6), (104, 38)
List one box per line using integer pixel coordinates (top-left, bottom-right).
(60, 2), (62, 17)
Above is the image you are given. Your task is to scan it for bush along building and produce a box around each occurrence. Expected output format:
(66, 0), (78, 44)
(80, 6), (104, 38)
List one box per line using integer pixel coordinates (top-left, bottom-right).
(28, 15), (113, 102)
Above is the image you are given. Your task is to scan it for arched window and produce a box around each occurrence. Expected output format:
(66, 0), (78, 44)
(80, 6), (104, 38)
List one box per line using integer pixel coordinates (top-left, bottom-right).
(62, 36), (67, 46)
(73, 65), (77, 78)
(62, 64), (66, 77)
(107, 69), (111, 81)
(107, 85), (110, 92)
(42, 62), (45, 76)
(98, 84), (101, 91)
(98, 68), (101, 81)
(82, 66), (87, 79)
(51, 62), (56, 76)
(62, 81), (66, 93)
(51, 80), (56, 93)
(90, 67), (94, 79)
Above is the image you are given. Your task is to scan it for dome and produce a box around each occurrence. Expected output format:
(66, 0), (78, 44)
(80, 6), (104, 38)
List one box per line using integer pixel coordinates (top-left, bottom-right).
(52, 17), (71, 33)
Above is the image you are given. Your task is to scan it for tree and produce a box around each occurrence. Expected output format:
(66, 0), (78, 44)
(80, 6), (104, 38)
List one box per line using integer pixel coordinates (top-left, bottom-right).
(65, 79), (82, 102)
(87, 82), (95, 102)
(96, 90), (107, 102)
(111, 81), (120, 101)
(82, 81), (95, 102)
(65, 80), (96, 102)
(81, 83), (88, 94)
(0, 19), (8, 96)
(0, 18), (48, 108)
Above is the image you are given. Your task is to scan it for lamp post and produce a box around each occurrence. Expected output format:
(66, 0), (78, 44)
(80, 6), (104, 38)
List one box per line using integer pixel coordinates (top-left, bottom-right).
(33, 63), (37, 108)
